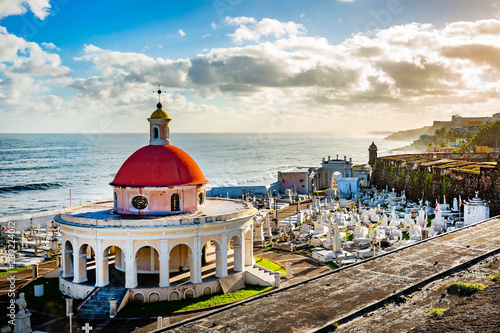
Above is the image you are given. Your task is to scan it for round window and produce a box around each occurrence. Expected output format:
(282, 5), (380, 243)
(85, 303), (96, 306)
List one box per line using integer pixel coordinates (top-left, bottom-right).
(198, 193), (203, 205)
(132, 196), (148, 209)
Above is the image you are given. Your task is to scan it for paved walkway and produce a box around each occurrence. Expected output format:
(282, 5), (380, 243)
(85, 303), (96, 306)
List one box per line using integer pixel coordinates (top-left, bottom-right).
(168, 217), (500, 333)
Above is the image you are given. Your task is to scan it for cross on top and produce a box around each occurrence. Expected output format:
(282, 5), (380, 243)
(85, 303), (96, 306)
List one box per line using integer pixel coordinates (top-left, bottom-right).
(82, 323), (93, 333)
(154, 84), (166, 102)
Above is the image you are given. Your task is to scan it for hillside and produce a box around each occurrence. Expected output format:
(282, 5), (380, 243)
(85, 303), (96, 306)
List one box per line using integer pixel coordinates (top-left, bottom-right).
(384, 125), (434, 141)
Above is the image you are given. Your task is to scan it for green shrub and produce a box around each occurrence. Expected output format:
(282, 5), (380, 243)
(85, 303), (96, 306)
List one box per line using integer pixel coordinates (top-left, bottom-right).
(487, 273), (500, 281)
(343, 233), (353, 241)
(446, 282), (485, 296)
(428, 307), (449, 317)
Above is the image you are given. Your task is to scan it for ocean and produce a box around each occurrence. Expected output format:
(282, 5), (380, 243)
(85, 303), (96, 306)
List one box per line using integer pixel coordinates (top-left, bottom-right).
(0, 132), (410, 218)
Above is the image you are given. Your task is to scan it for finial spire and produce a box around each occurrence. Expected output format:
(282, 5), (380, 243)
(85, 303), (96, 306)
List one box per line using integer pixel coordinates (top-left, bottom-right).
(154, 84), (166, 108)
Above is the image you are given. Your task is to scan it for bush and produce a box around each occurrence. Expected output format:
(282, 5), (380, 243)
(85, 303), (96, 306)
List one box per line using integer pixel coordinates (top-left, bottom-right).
(428, 307), (449, 317)
(487, 273), (500, 281)
(446, 282), (485, 296)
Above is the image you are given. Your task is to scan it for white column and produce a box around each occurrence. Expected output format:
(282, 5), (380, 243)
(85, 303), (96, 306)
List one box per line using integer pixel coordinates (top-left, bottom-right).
(192, 236), (202, 284)
(72, 236), (81, 283)
(125, 239), (137, 288)
(239, 229), (246, 271)
(95, 240), (106, 287)
(159, 239), (169, 287)
(218, 234), (228, 278)
(244, 228), (253, 267)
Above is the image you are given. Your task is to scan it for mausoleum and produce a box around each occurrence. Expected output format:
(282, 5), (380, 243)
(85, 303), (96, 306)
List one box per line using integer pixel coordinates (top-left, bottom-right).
(55, 95), (258, 310)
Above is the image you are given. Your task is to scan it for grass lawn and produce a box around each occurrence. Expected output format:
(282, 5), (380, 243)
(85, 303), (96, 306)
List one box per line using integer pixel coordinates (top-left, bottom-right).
(0, 266), (30, 278)
(21, 277), (81, 314)
(254, 257), (286, 277)
(119, 285), (273, 316)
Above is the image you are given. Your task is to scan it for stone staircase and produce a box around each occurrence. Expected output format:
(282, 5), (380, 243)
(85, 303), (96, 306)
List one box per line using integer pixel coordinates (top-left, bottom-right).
(76, 286), (128, 319)
(246, 266), (276, 286)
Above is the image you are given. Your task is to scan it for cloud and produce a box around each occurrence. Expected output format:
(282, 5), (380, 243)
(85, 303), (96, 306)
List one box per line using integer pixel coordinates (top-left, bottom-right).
(202, 34), (211, 38)
(0, 0), (51, 20)
(211, 22), (217, 30)
(41, 42), (58, 50)
(4, 16), (500, 132)
(0, 26), (70, 114)
(225, 16), (306, 44)
(178, 29), (185, 37)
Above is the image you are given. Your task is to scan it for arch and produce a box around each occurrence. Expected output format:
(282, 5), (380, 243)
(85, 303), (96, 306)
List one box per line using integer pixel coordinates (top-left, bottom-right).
(168, 290), (180, 301)
(171, 193), (180, 211)
(77, 243), (95, 284)
(152, 126), (160, 139)
(133, 293), (145, 303)
(148, 292), (160, 302)
(60, 283), (64, 292)
(67, 286), (71, 295)
(135, 245), (160, 286)
(168, 243), (194, 285)
(203, 286), (212, 296)
(228, 235), (242, 272)
(85, 290), (91, 298)
(201, 239), (224, 280)
(102, 245), (126, 287)
(215, 283), (222, 293)
(184, 288), (195, 299)
(76, 288), (83, 299)
(62, 240), (74, 278)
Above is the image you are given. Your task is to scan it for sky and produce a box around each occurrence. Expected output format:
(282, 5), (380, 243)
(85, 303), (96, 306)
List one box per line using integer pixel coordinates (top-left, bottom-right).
(0, 0), (500, 133)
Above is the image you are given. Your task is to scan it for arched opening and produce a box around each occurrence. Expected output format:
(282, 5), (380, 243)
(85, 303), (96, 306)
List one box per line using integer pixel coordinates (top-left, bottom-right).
(62, 240), (74, 279)
(149, 292), (160, 302)
(171, 193), (180, 211)
(203, 286), (212, 296)
(77, 244), (95, 284)
(201, 240), (224, 281)
(168, 244), (194, 285)
(153, 126), (159, 139)
(228, 236), (242, 272)
(165, 126), (169, 140)
(168, 290), (180, 301)
(135, 246), (160, 287)
(133, 293), (145, 303)
(101, 245), (126, 287)
(184, 289), (195, 299)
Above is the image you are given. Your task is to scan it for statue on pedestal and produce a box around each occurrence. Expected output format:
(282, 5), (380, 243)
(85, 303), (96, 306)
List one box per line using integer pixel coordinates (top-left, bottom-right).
(14, 293), (32, 333)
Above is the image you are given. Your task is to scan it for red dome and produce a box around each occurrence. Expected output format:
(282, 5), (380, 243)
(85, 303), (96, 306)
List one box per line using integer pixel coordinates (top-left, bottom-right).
(110, 145), (208, 187)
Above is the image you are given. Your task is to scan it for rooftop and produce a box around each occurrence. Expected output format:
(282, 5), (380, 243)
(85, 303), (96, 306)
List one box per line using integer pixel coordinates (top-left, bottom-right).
(56, 198), (257, 228)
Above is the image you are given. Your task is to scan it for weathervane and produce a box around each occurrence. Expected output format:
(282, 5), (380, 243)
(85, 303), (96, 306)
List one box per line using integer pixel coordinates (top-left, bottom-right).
(153, 85), (166, 103)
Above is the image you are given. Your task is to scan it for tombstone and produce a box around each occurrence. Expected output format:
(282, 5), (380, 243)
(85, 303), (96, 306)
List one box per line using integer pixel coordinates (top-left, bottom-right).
(285, 262), (293, 279)
(264, 213), (272, 238)
(32, 264), (39, 279)
(382, 214), (388, 228)
(65, 298), (73, 316)
(274, 272), (281, 288)
(109, 298), (117, 318)
(82, 323), (93, 333)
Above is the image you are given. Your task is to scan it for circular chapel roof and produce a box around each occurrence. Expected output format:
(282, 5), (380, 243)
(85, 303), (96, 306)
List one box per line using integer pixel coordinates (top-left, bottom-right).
(110, 145), (208, 187)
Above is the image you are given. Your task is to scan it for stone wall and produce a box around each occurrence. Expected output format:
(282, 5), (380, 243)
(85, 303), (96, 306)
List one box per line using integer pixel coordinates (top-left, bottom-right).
(372, 153), (500, 216)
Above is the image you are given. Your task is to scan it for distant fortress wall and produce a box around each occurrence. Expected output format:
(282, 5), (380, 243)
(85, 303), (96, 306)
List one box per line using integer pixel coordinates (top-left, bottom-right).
(432, 116), (491, 128)
(371, 153), (500, 215)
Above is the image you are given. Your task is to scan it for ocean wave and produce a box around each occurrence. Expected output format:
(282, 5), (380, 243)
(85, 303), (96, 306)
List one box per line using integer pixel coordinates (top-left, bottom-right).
(0, 182), (67, 193)
(0, 165), (56, 172)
